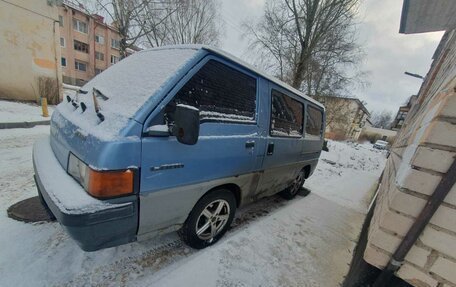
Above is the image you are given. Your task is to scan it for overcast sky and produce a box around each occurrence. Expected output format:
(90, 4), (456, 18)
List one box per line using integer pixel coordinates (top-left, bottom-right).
(219, 0), (444, 115)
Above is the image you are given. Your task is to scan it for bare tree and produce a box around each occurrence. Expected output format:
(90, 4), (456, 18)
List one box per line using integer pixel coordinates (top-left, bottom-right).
(93, 0), (221, 57)
(244, 0), (363, 98)
(95, 0), (179, 58)
(370, 110), (393, 129)
(140, 0), (222, 47)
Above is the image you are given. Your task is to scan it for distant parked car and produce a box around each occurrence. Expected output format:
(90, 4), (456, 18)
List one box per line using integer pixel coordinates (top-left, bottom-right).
(373, 140), (389, 150)
(33, 45), (326, 251)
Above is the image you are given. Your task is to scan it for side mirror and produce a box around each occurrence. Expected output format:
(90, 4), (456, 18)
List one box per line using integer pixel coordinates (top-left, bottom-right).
(172, 104), (200, 145)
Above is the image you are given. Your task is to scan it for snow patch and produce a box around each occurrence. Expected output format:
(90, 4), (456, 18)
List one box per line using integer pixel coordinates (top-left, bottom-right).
(0, 100), (54, 123)
(199, 110), (255, 122)
(176, 103), (199, 111)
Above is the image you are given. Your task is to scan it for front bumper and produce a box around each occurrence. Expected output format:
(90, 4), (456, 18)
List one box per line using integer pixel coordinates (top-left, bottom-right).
(33, 137), (138, 251)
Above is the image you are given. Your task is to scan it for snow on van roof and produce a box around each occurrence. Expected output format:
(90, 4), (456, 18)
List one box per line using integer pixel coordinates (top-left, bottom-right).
(154, 44), (325, 109)
(57, 47), (199, 140)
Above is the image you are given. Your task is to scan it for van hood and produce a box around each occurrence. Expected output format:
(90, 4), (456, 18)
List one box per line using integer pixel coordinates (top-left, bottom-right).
(57, 47), (198, 141)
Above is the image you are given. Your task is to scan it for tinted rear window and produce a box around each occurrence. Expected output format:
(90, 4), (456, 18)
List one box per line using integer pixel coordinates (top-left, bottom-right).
(306, 105), (323, 137)
(270, 89), (303, 137)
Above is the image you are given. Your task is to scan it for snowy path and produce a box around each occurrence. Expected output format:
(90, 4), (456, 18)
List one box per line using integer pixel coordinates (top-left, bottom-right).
(0, 100), (54, 124)
(0, 127), (386, 287)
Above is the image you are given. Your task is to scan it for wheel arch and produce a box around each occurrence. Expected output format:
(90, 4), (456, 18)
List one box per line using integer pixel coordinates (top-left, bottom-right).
(302, 165), (311, 179)
(204, 183), (242, 207)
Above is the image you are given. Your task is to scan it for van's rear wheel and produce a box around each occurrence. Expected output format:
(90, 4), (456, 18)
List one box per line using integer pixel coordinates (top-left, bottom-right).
(181, 189), (236, 249)
(279, 170), (305, 200)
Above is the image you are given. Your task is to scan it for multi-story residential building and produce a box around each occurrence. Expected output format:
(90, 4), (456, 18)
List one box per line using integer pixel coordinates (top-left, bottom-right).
(317, 95), (370, 141)
(0, 0), (62, 103)
(58, 1), (124, 86)
(390, 95), (418, 130)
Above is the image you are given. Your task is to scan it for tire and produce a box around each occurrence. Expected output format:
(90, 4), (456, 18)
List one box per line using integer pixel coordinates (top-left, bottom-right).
(279, 169), (306, 200)
(181, 189), (236, 249)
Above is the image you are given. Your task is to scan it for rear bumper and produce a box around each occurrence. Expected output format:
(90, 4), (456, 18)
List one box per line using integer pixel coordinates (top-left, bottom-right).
(33, 137), (138, 251)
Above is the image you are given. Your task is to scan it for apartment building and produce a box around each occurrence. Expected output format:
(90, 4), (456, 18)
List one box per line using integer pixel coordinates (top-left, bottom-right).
(390, 95), (417, 131)
(0, 0), (62, 103)
(317, 95), (370, 141)
(58, 1), (123, 86)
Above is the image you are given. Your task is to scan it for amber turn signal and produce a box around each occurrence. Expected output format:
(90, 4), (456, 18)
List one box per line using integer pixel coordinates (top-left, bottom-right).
(87, 169), (134, 198)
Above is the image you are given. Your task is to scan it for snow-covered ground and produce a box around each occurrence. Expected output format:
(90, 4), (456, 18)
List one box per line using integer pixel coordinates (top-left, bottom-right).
(0, 128), (386, 287)
(307, 141), (387, 213)
(0, 100), (54, 123)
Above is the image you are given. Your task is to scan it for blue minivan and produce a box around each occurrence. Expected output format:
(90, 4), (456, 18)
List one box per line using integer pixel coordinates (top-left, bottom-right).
(33, 45), (325, 251)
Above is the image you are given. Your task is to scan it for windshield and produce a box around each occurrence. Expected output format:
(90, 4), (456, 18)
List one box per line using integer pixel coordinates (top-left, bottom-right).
(375, 140), (388, 145)
(56, 47), (198, 140)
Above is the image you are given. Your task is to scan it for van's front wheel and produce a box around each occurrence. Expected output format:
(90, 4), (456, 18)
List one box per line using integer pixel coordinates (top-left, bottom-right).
(181, 189), (236, 249)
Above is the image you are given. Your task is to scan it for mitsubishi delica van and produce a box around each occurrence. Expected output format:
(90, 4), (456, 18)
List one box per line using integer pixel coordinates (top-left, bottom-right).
(33, 45), (325, 251)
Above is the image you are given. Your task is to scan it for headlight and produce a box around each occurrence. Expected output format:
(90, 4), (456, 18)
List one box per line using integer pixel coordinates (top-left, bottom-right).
(68, 153), (134, 198)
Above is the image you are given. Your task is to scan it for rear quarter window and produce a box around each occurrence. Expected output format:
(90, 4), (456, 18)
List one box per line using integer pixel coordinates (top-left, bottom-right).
(306, 105), (323, 138)
(270, 89), (304, 137)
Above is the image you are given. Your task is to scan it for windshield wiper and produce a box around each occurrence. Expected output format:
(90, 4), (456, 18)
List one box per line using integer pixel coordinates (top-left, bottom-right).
(92, 88), (105, 122)
(93, 88), (109, 101)
(66, 89), (88, 109)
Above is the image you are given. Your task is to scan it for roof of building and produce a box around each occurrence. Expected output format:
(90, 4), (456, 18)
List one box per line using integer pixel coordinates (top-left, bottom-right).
(317, 94), (370, 116)
(399, 0), (456, 34)
(142, 45), (325, 109)
(61, 0), (120, 33)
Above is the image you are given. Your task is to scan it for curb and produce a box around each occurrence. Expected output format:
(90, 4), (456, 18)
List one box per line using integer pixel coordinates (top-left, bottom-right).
(0, 120), (50, 129)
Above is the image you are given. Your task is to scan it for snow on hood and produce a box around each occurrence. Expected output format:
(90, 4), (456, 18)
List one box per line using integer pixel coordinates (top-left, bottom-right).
(56, 48), (199, 140)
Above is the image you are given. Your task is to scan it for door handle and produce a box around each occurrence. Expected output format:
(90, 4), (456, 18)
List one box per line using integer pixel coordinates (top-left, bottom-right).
(267, 142), (274, 155)
(245, 141), (255, 148)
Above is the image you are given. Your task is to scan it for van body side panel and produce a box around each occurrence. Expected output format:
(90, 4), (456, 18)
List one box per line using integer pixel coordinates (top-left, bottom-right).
(138, 172), (259, 236)
(138, 55), (263, 236)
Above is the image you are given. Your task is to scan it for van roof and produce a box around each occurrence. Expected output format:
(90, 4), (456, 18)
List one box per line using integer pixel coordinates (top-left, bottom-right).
(139, 45), (325, 109)
(57, 45), (324, 141)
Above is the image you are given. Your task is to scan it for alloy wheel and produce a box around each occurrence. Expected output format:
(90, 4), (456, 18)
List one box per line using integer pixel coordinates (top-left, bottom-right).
(195, 199), (231, 242)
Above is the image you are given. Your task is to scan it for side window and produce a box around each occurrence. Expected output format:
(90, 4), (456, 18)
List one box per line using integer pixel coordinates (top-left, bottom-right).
(306, 105), (323, 137)
(270, 89), (303, 137)
(172, 60), (256, 123)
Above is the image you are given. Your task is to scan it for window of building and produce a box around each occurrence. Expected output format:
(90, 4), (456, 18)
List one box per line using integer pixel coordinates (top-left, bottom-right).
(270, 89), (303, 137)
(95, 68), (103, 75)
(110, 55), (119, 64)
(60, 37), (65, 47)
(74, 40), (89, 53)
(61, 57), (66, 67)
(172, 60), (257, 123)
(95, 51), (104, 61)
(73, 18), (88, 34)
(306, 105), (323, 137)
(95, 35), (104, 44)
(75, 60), (87, 72)
(111, 38), (120, 49)
(59, 15), (64, 27)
